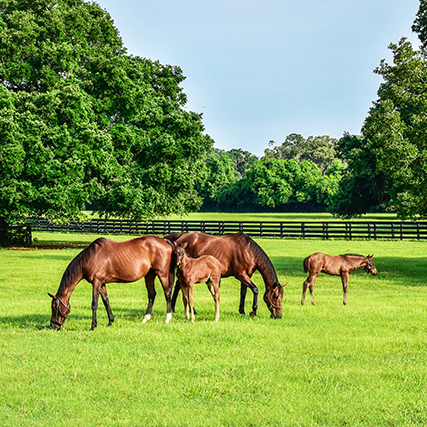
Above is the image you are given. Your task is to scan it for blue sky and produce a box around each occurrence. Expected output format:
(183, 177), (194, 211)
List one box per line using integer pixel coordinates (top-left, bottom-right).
(95, 0), (420, 157)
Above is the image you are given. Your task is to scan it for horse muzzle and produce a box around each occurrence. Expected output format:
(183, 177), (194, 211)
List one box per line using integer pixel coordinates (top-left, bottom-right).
(270, 310), (282, 319)
(50, 320), (63, 330)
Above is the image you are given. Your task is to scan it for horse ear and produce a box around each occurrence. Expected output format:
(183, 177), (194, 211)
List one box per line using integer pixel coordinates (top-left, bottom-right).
(48, 293), (55, 299)
(281, 283), (287, 288)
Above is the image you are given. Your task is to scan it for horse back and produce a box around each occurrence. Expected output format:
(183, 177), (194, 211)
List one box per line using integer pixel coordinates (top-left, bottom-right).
(83, 236), (172, 283)
(179, 253), (222, 285)
(304, 252), (358, 276)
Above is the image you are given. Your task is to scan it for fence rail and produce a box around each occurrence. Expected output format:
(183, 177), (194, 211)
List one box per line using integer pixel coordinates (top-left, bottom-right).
(28, 218), (427, 240)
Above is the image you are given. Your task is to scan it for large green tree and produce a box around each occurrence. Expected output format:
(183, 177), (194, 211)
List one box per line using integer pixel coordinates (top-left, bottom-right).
(264, 133), (338, 173)
(361, 11), (427, 218)
(330, 134), (388, 217)
(0, 0), (211, 230)
(332, 1), (427, 219)
(196, 148), (235, 208)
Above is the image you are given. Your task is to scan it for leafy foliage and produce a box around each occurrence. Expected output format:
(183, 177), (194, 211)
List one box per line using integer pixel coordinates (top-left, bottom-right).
(264, 133), (338, 173)
(362, 36), (427, 219)
(330, 134), (388, 218)
(0, 0), (211, 226)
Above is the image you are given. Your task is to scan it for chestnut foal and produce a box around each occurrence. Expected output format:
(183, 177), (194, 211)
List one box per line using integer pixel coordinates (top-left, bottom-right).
(173, 242), (221, 323)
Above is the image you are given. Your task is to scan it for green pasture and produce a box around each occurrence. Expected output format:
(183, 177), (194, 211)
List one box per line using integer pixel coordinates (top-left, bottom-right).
(1, 228), (426, 426)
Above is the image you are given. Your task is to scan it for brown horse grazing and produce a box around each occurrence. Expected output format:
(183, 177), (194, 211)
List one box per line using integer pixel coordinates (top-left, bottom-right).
(302, 253), (378, 306)
(48, 236), (175, 330)
(173, 242), (221, 323)
(166, 232), (286, 319)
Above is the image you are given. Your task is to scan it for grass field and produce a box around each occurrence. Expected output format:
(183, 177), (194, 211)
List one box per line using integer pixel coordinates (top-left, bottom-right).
(1, 225), (427, 426)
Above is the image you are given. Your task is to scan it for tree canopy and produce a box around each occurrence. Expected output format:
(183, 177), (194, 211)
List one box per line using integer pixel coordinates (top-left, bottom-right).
(264, 133), (338, 173)
(0, 0), (211, 226)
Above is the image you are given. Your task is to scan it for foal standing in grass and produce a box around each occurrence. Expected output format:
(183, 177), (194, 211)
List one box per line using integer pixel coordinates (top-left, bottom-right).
(302, 253), (378, 306)
(173, 242), (221, 323)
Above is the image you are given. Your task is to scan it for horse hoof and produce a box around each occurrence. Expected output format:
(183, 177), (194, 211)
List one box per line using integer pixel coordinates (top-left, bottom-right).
(165, 313), (172, 324)
(249, 311), (256, 318)
(142, 314), (151, 324)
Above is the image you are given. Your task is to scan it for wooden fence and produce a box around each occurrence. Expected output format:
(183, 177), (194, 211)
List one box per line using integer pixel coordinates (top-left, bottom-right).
(28, 218), (427, 240)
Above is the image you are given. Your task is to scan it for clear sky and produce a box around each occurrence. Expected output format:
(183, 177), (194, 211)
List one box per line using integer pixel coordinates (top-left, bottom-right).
(95, 0), (420, 157)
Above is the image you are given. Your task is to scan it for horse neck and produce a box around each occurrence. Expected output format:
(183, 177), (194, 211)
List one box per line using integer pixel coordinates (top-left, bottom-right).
(252, 251), (279, 290)
(56, 258), (85, 303)
(348, 255), (367, 271)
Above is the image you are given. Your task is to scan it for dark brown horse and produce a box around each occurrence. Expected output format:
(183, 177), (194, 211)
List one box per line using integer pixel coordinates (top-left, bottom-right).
(173, 242), (221, 323)
(48, 236), (174, 330)
(166, 232), (286, 319)
(302, 252), (377, 306)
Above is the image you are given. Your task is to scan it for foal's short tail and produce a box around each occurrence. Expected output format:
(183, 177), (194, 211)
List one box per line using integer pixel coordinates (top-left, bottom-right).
(303, 256), (310, 274)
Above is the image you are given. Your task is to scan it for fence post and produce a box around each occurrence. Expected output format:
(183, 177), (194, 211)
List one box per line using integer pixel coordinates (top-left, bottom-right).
(323, 222), (328, 239)
(301, 223), (305, 238)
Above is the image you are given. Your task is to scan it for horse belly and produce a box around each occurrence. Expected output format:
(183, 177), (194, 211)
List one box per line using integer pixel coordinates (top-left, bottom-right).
(88, 257), (151, 284)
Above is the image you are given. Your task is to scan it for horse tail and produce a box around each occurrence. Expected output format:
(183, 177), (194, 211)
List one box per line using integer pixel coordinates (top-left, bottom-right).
(57, 238), (105, 296)
(164, 239), (176, 290)
(303, 256), (310, 273)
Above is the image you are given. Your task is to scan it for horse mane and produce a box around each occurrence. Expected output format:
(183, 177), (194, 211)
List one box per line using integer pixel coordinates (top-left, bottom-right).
(237, 233), (279, 285)
(57, 238), (105, 296)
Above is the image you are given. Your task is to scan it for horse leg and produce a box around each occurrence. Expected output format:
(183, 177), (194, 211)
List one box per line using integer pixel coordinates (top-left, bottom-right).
(301, 279), (308, 305)
(158, 274), (173, 324)
(237, 273), (259, 317)
(206, 278), (221, 322)
(239, 283), (247, 315)
(171, 279), (181, 312)
(302, 273), (317, 305)
(142, 270), (157, 323)
(99, 284), (114, 326)
(91, 281), (102, 330)
(188, 284), (196, 323)
(181, 284), (190, 322)
(341, 272), (349, 305)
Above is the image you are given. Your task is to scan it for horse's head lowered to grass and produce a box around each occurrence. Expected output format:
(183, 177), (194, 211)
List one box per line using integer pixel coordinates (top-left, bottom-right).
(48, 293), (70, 330)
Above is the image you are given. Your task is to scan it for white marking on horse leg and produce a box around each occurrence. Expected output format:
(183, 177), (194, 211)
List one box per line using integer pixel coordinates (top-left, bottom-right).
(165, 312), (172, 324)
(142, 314), (151, 323)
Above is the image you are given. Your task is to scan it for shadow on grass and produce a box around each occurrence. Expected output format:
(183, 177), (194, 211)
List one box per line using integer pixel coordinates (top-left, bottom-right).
(0, 314), (52, 330)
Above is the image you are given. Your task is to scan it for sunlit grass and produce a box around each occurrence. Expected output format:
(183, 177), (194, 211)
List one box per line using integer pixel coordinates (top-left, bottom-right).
(1, 235), (426, 426)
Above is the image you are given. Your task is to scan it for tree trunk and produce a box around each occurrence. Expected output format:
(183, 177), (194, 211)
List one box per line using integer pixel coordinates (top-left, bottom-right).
(0, 216), (9, 246)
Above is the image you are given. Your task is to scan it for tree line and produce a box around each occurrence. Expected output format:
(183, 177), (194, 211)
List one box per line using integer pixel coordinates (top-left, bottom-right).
(1, 0), (427, 243)
(197, 136), (343, 213)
